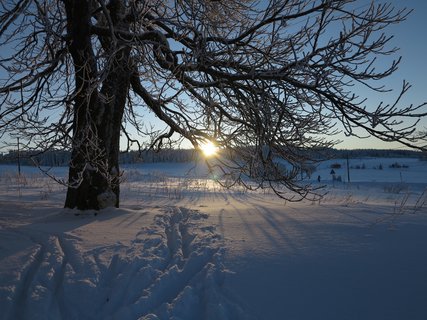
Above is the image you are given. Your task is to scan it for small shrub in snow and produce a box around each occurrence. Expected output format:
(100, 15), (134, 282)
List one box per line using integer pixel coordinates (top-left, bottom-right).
(122, 169), (167, 183)
(389, 162), (409, 169)
(414, 189), (427, 213)
(333, 175), (342, 182)
(301, 164), (316, 178)
(383, 183), (408, 194)
(353, 163), (366, 169)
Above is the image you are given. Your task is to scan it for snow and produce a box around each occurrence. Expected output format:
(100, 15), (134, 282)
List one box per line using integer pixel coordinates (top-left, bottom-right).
(97, 190), (117, 209)
(1, 157), (427, 320)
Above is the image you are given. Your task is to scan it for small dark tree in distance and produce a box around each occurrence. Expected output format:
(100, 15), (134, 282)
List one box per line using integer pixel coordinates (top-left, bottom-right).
(0, 0), (426, 209)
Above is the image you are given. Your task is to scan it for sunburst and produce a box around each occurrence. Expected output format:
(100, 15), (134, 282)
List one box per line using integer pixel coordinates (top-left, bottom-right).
(200, 141), (218, 157)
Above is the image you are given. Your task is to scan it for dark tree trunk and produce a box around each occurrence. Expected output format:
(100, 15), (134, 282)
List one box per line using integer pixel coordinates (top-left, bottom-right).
(63, 0), (130, 210)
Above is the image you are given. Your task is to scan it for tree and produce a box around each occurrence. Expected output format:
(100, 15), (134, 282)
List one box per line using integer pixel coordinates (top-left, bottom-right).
(1, 0), (426, 209)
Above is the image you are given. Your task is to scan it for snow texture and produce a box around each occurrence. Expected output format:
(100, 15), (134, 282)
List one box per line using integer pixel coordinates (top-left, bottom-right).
(97, 190), (117, 209)
(1, 157), (427, 319)
(0, 204), (248, 320)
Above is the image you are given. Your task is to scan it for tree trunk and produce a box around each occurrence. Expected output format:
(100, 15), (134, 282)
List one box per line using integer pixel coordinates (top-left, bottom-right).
(63, 0), (130, 210)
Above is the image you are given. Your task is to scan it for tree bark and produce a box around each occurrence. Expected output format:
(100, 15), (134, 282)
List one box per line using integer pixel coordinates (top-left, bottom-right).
(63, 0), (130, 210)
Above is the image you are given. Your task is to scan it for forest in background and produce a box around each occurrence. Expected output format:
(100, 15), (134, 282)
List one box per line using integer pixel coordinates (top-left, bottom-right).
(0, 148), (424, 167)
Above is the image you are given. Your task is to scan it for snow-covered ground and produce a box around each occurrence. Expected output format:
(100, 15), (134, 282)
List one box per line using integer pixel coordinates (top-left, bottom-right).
(1, 157), (427, 320)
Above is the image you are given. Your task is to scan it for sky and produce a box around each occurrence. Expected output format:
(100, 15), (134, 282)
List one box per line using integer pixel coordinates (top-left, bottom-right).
(133, 0), (427, 151)
(1, 0), (426, 152)
(336, 0), (427, 149)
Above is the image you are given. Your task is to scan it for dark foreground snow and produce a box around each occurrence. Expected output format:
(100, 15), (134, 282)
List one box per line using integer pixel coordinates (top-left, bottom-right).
(0, 204), (251, 320)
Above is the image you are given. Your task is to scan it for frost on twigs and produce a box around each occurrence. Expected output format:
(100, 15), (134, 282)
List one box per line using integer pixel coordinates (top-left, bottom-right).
(2, 0), (426, 206)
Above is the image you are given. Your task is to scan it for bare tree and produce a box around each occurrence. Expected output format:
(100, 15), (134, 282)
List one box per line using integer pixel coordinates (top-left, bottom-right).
(0, 0), (426, 209)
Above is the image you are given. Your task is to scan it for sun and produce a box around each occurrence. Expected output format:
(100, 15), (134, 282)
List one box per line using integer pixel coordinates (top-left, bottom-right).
(200, 141), (218, 157)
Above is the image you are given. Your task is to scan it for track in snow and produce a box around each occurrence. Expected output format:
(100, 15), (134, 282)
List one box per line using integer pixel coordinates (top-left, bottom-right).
(0, 207), (247, 320)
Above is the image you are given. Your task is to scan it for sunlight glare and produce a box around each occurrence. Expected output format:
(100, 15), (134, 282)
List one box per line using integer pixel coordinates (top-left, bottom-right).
(200, 141), (218, 157)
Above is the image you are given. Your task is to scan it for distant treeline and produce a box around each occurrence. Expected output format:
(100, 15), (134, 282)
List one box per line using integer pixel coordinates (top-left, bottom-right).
(331, 148), (423, 159)
(0, 149), (199, 167)
(0, 147), (424, 167)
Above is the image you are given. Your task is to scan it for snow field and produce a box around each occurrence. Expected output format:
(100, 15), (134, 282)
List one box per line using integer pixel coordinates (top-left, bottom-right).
(0, 158), (427, 319)
(0, 201), (246, 319)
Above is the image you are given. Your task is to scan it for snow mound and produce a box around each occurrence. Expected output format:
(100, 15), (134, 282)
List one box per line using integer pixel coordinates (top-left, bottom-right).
(0, 207), (248, 320)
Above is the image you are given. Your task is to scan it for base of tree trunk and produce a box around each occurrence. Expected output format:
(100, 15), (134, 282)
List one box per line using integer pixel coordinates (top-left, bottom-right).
(64, 167), (119, 210)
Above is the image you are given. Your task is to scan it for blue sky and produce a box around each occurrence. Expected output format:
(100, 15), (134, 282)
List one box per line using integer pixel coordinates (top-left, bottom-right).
(337, 0), (427, 149)
(1, 1), (426, 151)
(140, 0), (427, 151)
(136, 0), (427, 149)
